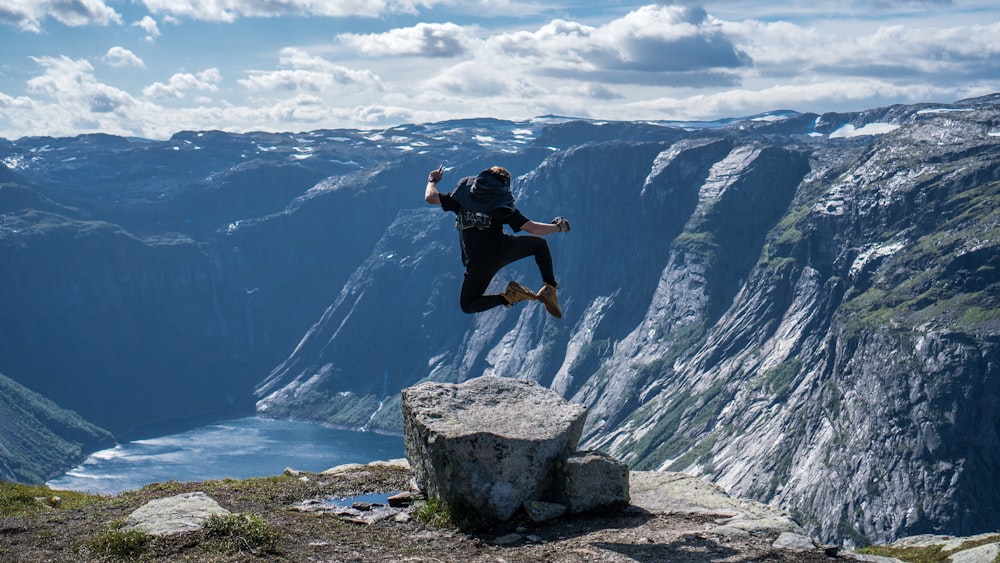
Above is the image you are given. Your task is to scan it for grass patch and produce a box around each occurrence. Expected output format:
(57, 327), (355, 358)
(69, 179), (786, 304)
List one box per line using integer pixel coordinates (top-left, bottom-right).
(412, 497), (455, 528)
(201, 474), (305, 504)
(0, 482), (102, 516)
(673, 231), (719, 262)
(87, 520), (150, 561)
(961, 305), (1000, 326)
(857, 534), (1000, 563)
(411, 496), (491, 531)
(203, 513), (281, 556)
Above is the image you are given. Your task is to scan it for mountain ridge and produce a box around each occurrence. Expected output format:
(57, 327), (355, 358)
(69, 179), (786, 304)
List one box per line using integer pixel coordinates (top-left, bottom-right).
(1, 94), (998, 545)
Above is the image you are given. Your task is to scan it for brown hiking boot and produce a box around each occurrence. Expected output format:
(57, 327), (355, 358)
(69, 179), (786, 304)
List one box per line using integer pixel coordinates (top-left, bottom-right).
(503, 281), (537, 308)
(536, 283), (562, 318)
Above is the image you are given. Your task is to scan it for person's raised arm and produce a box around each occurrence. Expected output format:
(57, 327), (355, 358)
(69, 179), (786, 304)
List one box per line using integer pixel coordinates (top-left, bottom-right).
(425, 164), (444, 205)
(520, 216), (571, 236)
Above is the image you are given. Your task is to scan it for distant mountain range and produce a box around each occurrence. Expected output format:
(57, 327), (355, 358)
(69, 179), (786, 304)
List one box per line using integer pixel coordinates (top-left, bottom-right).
(1, 94), (998, 545)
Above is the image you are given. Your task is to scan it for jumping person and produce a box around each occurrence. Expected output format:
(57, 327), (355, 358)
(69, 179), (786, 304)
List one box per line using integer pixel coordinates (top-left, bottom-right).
(424, 164), (570, 317)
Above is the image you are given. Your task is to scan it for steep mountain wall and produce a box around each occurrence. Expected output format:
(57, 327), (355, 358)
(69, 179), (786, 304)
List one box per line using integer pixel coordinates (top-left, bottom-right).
(2, 98), (998, 544)
(587, 104), (1000, 543)
(0, 371), (113, 484)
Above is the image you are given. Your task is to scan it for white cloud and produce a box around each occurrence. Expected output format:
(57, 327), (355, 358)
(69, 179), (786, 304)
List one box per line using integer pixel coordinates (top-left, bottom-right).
(602, 5), (748, 71)
(103, 46), (145, 68)
(27, 56), (134, 112)
(138, 0), (442, 22)
(433, 61), (510, 96)
(133, 15), (160, 41)
(338, 22), (470, 57)
(238, 48), (382, 92)
(3, 2), (1000, 140)
(487, 5), (749, 85)
(143, 68), (222, 99)
(619, 80), (958, 121)
(725, 19), (1000, 82)
(0, 0), (121, 32)
(5, 55), (149, 137)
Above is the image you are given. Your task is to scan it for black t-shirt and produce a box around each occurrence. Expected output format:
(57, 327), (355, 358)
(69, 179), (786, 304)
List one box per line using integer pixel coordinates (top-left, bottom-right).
(439, 192), (529, 266)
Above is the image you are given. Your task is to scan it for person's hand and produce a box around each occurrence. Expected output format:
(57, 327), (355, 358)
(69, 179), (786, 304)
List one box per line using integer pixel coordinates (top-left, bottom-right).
(428, 164), (444, 183)
(552, 216), (571, 233)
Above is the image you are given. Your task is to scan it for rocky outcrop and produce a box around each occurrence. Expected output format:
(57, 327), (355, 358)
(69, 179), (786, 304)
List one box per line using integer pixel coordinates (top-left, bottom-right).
(557, 450), (630, 514)
(293, 458), (840, 559)
(402, 376), (627, 523)
(123, 492), (230, 536)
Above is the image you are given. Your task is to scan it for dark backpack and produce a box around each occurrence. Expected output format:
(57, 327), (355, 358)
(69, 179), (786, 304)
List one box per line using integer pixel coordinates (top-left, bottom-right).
(451, 169), (514, 213)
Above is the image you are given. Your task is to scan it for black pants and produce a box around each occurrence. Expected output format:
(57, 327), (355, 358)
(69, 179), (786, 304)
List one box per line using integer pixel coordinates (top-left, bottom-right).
(460, 235), (557, 313)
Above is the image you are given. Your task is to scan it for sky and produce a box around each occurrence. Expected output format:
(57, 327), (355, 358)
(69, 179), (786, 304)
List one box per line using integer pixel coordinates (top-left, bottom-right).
(1, 1), (999, 140)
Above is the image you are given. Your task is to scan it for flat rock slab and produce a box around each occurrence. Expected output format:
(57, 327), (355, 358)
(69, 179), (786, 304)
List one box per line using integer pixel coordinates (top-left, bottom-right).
(629, 471), (803, 536)
(293, 498), (402, 525)
(403, 376), (587, 441)
(123, 492), (230, 536)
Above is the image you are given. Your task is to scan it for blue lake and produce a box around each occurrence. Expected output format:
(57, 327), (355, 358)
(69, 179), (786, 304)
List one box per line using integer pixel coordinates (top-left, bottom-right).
(46, 417), (404, 495)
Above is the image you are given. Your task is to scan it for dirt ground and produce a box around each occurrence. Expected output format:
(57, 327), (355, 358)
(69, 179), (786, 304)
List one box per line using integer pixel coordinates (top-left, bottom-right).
(1, 465), (843, 562)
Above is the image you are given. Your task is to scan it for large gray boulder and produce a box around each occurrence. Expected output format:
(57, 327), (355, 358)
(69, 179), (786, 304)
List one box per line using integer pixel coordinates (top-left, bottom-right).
(402, 376), (588, 521)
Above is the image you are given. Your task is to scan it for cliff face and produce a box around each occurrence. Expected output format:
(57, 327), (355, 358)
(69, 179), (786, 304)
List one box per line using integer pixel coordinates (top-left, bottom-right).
(0, 207), (257, 434)
(583, 103), (1000, 543)
(0, 370), (113, 483)
(2, 98), (999, 542)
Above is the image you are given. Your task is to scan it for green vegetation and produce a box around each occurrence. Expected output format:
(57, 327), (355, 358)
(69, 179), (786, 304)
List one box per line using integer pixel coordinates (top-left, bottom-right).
(961, 304), (1000, 326)
(260, 389), (380, 429)
(634, 322), (706, 381)
(673, 231), (719, 262)
(88, 520), (150, 561)
(839, 176), (1000, 337)
(369, 393), (405, 434)
(200, 474), (305, 504)
(412, 497), (454, 527)
(0, 481), (102, 516)
(616, 322), (714, 469)
(567, 338), (612, 380)
(203, 513), (281, 556)
(822, 379), (843, 419)
(751, 358), (803, 403)
(412, 496), (488, 530)
(857, 534), (1000, 563)
(0, 371), (113, 484)
(666, 431), (719, 472)
(769, 201), (810, 246)
(629, 378), (730, 471)
(843, 281), (998, 337)
(759, 188), (815, 268)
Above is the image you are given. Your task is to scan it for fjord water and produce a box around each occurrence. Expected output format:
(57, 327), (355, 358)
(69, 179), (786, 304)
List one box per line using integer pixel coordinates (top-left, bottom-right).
(47, 417), (404, 495)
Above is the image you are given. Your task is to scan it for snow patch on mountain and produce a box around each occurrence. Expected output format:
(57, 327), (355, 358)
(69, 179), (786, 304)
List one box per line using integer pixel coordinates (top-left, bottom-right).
(829, 122), (899, 138)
